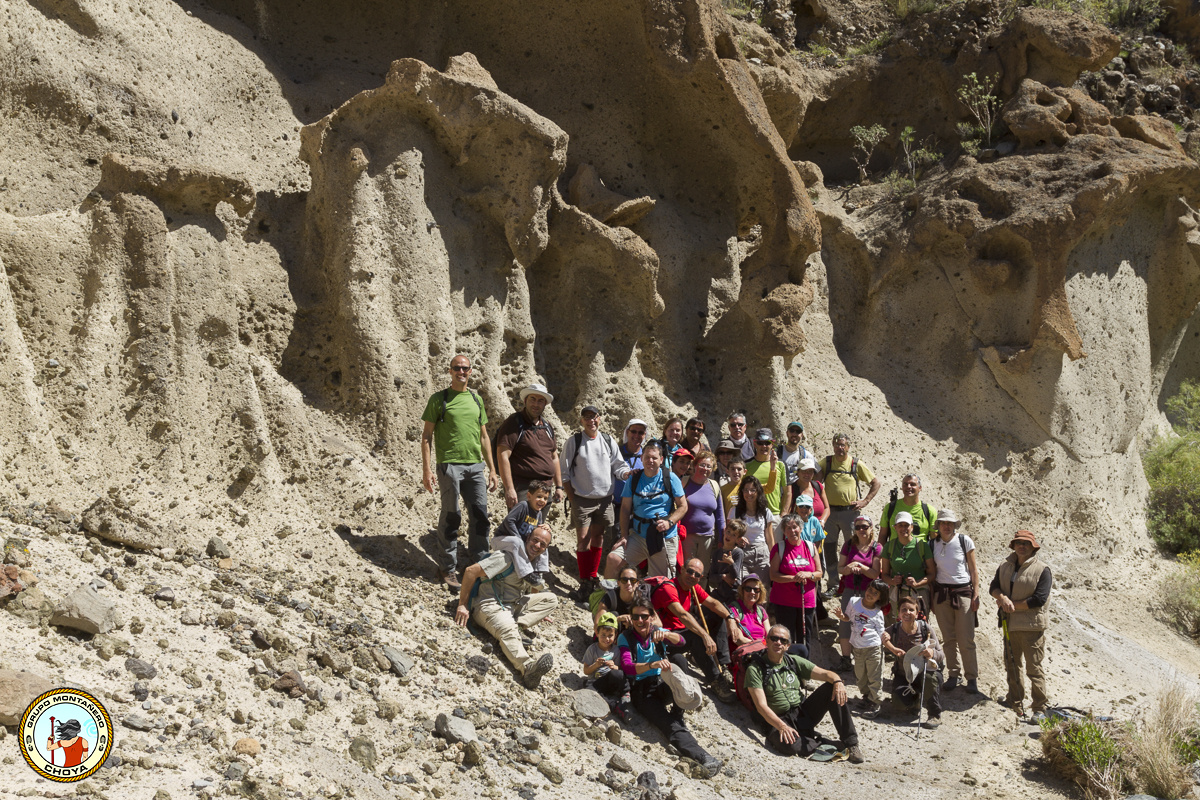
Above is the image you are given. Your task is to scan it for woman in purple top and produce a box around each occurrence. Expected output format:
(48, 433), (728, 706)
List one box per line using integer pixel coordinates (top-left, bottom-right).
(835, 514), (882, 672)
(617, 595), (722, 778)
(681, 451), (725, 582)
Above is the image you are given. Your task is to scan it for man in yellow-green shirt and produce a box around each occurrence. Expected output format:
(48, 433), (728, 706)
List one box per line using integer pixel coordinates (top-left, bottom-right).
(745, 428), (786, 515)
(817, 433), (880, 596)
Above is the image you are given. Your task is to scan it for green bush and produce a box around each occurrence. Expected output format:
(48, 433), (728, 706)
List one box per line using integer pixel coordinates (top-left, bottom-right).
(1159, 551), (1200, 637)
(1145, 380), (1200, 553)
(1041, 716), (1128, 799)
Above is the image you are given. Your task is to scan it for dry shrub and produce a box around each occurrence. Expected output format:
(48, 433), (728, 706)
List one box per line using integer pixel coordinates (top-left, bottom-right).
(1128, 682), (1199, 799)
(1041, 716), (1129, 800)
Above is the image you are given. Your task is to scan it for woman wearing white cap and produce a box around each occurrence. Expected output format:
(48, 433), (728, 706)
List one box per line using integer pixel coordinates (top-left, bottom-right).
(880, 511), (935, 622)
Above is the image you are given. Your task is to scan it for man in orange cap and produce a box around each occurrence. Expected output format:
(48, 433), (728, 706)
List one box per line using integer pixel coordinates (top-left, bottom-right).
(989, 529), (1053, 722)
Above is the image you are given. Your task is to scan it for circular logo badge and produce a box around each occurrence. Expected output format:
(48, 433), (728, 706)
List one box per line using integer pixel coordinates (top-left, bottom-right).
(19, 688), (114, 782)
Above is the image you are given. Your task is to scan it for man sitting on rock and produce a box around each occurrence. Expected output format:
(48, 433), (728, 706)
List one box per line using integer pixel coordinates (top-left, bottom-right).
(455, 525), (557, 689)
(651, 558), (736, 702)
(745, 624), (865, 762)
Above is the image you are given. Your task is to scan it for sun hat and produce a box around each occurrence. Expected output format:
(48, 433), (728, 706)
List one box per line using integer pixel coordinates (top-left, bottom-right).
(717, 438), (738, 453)
(795, 494), (814, 508)
(596, 612), (619, 630)
(1009, 530), (1040, 551)
(798, 456), (817, 472)
(938, 508), (961, 527)
(519, 383), (554, 404)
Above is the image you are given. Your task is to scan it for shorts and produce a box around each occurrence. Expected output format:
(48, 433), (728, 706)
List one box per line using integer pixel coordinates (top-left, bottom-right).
(610, 533), (679, 578)
(571, 496), (614, 529)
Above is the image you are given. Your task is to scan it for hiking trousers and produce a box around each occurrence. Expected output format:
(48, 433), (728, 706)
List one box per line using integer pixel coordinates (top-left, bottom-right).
(933, 597), (978, 680)
(852, 644), (883, 704)
(758, 682), (859, 756)
(891, 662), (942, 717)
(436, 462), (490, 573)
(667, 607), (730, 682)
(472, 591), (557, 674)
(1003, 629), (1047, 713)
(742, 538), (772, 595)
(823, 506), (858, 594)
(630, 678), (711, 763)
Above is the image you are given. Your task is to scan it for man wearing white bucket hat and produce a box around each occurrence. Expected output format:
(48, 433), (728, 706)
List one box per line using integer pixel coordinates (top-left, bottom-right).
(496, 383), (563, 511)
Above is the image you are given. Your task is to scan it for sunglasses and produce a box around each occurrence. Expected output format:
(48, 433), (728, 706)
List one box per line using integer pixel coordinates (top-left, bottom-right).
(767, 635), (790, 645)
(729, 421), (746, 427)
(743, 587), (761, 594)
(687, 425), (704, 431)
(628, 428), (647, 435)
(451, 365), (471, 372)
(631, 613), (651, 621)
(619, 577), (638, 583)
(685, 568), (703, 578)
(854, 525), (871, 531)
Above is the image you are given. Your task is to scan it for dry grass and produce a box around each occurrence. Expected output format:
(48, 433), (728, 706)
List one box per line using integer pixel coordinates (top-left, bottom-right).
(1128, 682), (1198, 800)
(1041, 716), (1129, 800)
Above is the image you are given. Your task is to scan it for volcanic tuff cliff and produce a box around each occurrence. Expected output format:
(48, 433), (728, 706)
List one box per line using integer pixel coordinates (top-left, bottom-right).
(2, 0), (1200, 797)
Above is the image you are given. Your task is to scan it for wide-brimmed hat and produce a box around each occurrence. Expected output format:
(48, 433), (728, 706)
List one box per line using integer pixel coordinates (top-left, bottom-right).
(519, 383), (554, 404)
(938, 508), (961, 528)
(716, 438), (738, 453)
(1010, 530), (1040, 551)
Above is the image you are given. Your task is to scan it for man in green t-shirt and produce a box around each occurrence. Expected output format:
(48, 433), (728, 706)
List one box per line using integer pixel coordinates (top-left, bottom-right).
(744, 624), (864, 761)
(745, 428), (785, 514)
(880, 473), (938, 543)
(421, 354), (496, 590)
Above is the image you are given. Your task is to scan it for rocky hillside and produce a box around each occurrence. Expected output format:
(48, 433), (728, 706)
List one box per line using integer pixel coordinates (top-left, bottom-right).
(2, 0), (1200, 798)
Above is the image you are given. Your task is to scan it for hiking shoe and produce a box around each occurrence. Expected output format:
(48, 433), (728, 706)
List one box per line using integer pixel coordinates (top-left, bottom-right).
(846, 745), (865, 764)
(698, 755), (723, 779)
(997, 696), (1026, 717)
(837, 655), (853, 672)
(923, 715), (942, 729)
(859, 702), (881, 719)
(966, 679), (981, 694)
(522, 653), (554, 689)
(1029, 711), (1048, 725)
(438, 569), (462, 591)
(943, 676), (960, 692)
(714, 670), (736, 703)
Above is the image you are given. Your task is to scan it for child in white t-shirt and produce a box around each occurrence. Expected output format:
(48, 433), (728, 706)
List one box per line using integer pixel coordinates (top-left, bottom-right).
(835, 579), (887, 716)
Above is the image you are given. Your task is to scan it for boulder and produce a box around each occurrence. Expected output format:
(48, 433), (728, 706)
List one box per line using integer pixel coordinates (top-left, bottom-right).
(434, 712), (477, 744)
(50, 584), (117, 634)
(572, 687), (612, 720)
(0, 670), (54, 725)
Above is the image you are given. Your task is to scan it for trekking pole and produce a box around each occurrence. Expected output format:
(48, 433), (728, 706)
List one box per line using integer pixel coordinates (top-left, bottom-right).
(48, 716), (55, 766)
(916, 662), (927, 742)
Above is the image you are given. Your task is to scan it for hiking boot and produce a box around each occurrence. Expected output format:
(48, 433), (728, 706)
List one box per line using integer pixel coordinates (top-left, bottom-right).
(943, 675), (960, 692)
(997, 696), (1026, 717)
(698, 755), (723, 779)
(859, 701), (881, 719)
(966, 679), (981, 694)
(438, 569), (462, 591)
(614, 693), (632, 722)
(714, 669), (736, 703)
(522, 653), (554, 689)
(1029, 711), (1048, 726)
(923, 714), (942, 729)
(837, 654), (853, 672)
(846, 745), (865, 764)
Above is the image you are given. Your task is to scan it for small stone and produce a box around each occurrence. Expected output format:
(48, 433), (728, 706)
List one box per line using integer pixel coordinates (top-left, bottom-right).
(50, 584), (117, 634)
(224, 762), (246, 781)
(122, 714), (153, 731)
(537, 760), (564, 785)
(571, 688), (610, 720)
(319, 650), (352, 675)
(348, 736), (377, 770)
(205, 537), (230, 559)
(605, 722), (621, 745)
(153, 587), (175, 603)
(132, 681), (149, 701)
(517, 733), (540, 750)
(608, 754), (632, 773)
(125, 657), (158, 679)
(234, 737), (260, 756)
(380, 645), (413, 677)
(463, 739), (485, 765)
(192, 778), (213, 789)
(180, 608), (201, 625)
(272, 670), (306, 699)
(377, 699), (401, 721)
(435, 712), (477, 744)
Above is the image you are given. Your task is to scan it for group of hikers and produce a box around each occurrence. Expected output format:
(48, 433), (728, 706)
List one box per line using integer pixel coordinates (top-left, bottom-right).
(420, 356), (1054, 770)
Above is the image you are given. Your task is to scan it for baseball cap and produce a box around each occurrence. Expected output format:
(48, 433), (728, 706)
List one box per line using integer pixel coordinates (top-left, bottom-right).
(754, 427), (773, 442)
(596, 612), (619, 630)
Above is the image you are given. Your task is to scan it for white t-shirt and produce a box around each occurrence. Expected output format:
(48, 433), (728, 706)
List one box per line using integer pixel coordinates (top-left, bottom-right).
(731, 508), (775, 545)
(846, 596), (885, 649)
(932, 532), (975, 585)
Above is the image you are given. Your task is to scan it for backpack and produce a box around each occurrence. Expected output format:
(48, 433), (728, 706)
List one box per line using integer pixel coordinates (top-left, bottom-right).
(776, 444), (812, 483)
(822, 455), (861, 500)
(492, 411), (556, 469)
(588, 579), (619, 619)
(436, 388), (483, 426)
(628, 468), (680, 503)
